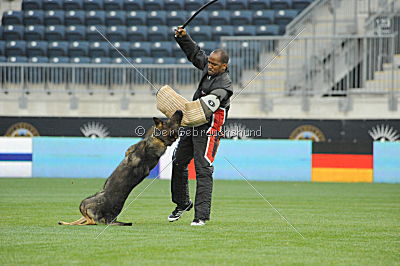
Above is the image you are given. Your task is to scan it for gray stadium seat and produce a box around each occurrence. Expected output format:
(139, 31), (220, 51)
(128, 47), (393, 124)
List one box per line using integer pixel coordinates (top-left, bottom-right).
(2, 11), (24, 25)
(22, 0), (42, 10)
(184, 0), (205, 11)
(129, 41), (151, 57)
(86, 10), (106, 25)
(64, 0), (84, 10)
(127, 26), (148, 42)
(211, 25), (234, 41)
(256, 25), (280, 36)
(86, 25), (106, 41)
(226, 0), (247, 10)
(126, 11), (147, 26)
(166, 11), (188, 27)
(48, 41), (69, 57)
(68, 41), (90, 57)
(104, 0), (124, 10)
(143, 0), (163, 10)
(230, 10), (253, 26)
(45, 25), (66, 41)
(186, 10), (208, 26)
(148, 26), (169, 42)
(43, 0), (63, 10)
(6, 41), (27, 57)
(106, 11), (126, 26)
(109, 42), (129, 58)
(209, 11), (230, 26)
(27, 41), (48, 57)
(24, 10), (44, 25)
(124, 0), (144, 10)
(24, 25), (45, 41)
(107, 26), (127, 42)
(65, 25), (86, 41)
(151, 42), (172, 57)
(164, 0), (184, 10)
(274, 9), (299, 26)
(147, 11), (167, 26)
(271, 0), (292, 10)
(65, 10), (85, 26)
(248, 0), (271, 10)
(3, 25), (24, 41)
(190, 26), (212, 42)
(253, 10), (275, 25)
(84, 0), (104, 10)
(44, 10), (64, 26)
(89, 42), (109, 57)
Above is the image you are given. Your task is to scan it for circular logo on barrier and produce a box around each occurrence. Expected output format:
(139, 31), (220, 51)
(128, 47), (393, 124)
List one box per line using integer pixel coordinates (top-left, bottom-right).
(5, 122), (40, 137)
(80, 122), (110, 138)
(368, 124), (399, 142)
(289, 125), (326, 142)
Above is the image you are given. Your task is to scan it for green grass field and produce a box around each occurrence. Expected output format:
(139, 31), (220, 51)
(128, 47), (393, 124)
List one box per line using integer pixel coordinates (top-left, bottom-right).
(0, 178), (399, 265)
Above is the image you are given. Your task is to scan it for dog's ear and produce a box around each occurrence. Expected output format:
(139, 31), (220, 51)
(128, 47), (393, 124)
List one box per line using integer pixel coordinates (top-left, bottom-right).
(153, 117), (163, 128)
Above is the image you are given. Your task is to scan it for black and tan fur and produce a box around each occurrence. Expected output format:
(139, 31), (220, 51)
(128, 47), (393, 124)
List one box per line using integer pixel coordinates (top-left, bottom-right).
(58, 110), (183, 226)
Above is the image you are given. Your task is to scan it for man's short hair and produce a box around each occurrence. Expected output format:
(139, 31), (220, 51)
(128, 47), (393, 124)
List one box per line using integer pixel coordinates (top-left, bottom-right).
(212, 49), (229, 64)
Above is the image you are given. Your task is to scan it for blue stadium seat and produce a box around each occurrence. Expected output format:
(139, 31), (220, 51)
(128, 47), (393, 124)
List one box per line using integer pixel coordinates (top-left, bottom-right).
(89, 41), (109, 57)
(226, 0), (247, 10)
(126, 11), (146, 26)
(124, 0), (144, 10)
(64, 0), (84, 9)
(29, 56), (49, 63)
(8, 56), (28, 63)
(164, 0), (184, 10)
(66, 25), (86, 41)
(50, 57), (70, 63)
(5, 41), (27, 57)
(187, 10), (208, 26)
(148, 26), (169, 42)
(230, 10), (252, 26)
(65, 10), (85, 26)
(48, 41), (69, 57)
(104, 0), (124, 10)
(248, 0), (270, 10)
(208, 0), (226, 10)
(3, 25), (24, 41)
(109, 42), (129, 57)
(154, 57), (175, 64)
(184, 0), (205, 10)
(274, 10), (298, 25)
(292, 0), (313, 10)
(143, 0), (163, 10)
(22, 0), (42, 10)
(113, 57), (131, 64)
(234, 25), (256, 36)
(26, 41), (48, 57)
(147, 11), (166, 26)
(0, 41), (5, 56)
(166, 11), (188, 27)
(69, 41), (89, 57)
(129, 41), (151, 57)
(107, 26), (127, 41)
(271, 0), (292, 9)
(24, 25), (45, 41)
(71, 57), (91, 64)
(45, 25), (65, 41)
(209, 11), (230, 26)
(24, 10), (44, 25)
(151, 42), (172, 57)
(84, 0), (104, 10)
(253, 10), (275, 25)
(198, 41), (218, 55)
(132, 57), (153, 64)
(86, 10), (106, 25)
(86, 25), (106, 41)
(256, 25), (280, 35)
(190, 26), (212, 41)
(106, 11), (126, 26)
(92, 57), (112, 64)
(43, 0), (63, 10)
(211, 25), (234, 41)
(176, 57), (189, 64)
(127, 26), (148, 41)
(2, 11), (23, 25)
(44, 10), (64, 25)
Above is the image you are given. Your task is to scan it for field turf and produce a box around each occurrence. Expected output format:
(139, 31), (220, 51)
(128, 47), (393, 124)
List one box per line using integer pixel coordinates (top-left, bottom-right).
(0, 178), (399, 265)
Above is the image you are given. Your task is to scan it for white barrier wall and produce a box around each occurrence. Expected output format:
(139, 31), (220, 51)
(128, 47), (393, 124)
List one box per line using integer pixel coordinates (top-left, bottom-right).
(0, 137), (32, 177)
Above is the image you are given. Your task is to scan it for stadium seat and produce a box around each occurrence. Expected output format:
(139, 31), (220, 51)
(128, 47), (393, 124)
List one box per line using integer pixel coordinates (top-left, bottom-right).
(29, 56), (49, 63)
(65, 25), (86, 41)
(5, 41), (27, 57)
(143, 0), (163, 10)
(50, 56), (70, 63)
(211, 25), (234, 41)
(124, 0), (144, 10)
(86, 25), (106, 41)
(45, 25), (66, 41)
(147, 11), (167, 26)
(104, 0), (124, 10)
(208, 0), (226, 10)
(129, 41), (151, 57)
(3, 25), (24, 41)
(248, 0), (270, 10)
(164, 0), (184, 10)
(198, 41), (218, 55)
(68, 41), (89, 57)
(271, 0), (292, 9)
(209, 11), (230, 26)
(176, 57), (189, 64)
(0, 41), (5, 56)
(71, 57), (91, 63)
(64, 0), (84, 9)
(2, 11), (23, 25)
(292, 0), (313, 10)
(26, 41), (48, 57)
(107, 26), (127, 42)
(44, 10), (64, 25)
(190, 26), (212, 42)
(151, 42), (172, 57)
(109, 42), (129, 57)
(83, 0), (104, 10)
(86, 10), (106, 25)
(24, 10), (44, 25)
(274, 10), (298, 25)
(226, 0), (247, 10)
(230, 10), (252, 26)
(65, 10), (85, 26)
(127, 26), (148, 41)
(148, 26), (169, 42)
(184, 0), (205, 10)
(132, 57), (153, 64)
(92, 57), (112, 64)
(256, 25), (280, 35)
(126, 11), (147, 26)
(154, 57), (175, 64)
(48, 41), (69, 57)
(0, 56), (6, 62)
(24, 25), (45, 41)
(43, 0), (63, 10)
(89, 41), (109, 57)
(186, 10), (208, 26)
(253, 10), (275, 25)
(172, 42), (185, 57)
(22, 0), (42, 10)
(8, 56), (28, 63)
(113, 57), (131, 64)
(166, 11), (188, 27)
(234, 25), (256, 36)
(105, 11), (126, 26)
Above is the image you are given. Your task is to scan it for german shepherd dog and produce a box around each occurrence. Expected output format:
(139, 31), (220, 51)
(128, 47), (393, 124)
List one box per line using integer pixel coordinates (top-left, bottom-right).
(58, 110), (183, 226)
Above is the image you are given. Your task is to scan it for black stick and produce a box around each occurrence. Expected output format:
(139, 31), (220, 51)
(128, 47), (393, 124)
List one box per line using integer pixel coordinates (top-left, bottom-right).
(181, 0), (219, 28)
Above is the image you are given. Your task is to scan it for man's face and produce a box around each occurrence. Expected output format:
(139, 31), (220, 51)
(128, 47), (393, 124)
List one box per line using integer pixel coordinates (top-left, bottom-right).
(207, 52), (227, 76)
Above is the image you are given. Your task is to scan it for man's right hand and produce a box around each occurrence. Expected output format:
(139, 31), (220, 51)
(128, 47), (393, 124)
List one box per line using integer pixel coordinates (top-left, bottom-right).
(175, 26), (187, 38)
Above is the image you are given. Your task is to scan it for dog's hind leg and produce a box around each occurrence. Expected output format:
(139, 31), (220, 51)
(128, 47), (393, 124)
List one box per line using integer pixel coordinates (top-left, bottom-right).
(58, 217), (86, 225)
(109, 221), (133, 226)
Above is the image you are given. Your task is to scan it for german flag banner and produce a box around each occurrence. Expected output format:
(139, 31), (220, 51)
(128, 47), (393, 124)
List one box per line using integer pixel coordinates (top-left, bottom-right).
(312, 142), (373, 183)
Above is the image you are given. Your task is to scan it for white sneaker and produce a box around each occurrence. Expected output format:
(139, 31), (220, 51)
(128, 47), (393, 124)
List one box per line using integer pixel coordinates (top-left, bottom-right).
(190, 219), (205, 226)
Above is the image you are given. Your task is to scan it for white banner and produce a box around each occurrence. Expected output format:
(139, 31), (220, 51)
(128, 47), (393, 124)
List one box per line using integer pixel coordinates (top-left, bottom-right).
(0, 137), (32, 178)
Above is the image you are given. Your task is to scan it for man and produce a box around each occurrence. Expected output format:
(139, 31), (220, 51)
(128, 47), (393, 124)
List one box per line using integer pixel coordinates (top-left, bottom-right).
(168, 26), (233, 226)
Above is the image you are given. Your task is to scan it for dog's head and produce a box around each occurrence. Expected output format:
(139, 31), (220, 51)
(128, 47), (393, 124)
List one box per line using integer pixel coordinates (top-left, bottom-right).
(152, 110), (183, 146)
